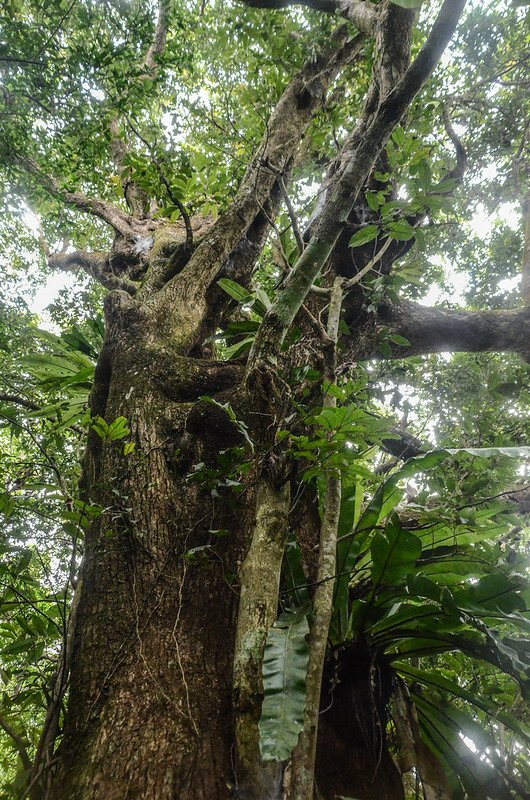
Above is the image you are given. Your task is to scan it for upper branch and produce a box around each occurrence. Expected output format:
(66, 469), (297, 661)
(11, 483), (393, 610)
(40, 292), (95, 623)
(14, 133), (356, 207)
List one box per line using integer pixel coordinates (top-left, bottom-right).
(247, 0), (467, 369)
(239, 0), (377, 35)
(11, 153), (138, 236)
(155, 27), (365, 322)
(109, 0), (170, 217)
(143, 0), (169, 74)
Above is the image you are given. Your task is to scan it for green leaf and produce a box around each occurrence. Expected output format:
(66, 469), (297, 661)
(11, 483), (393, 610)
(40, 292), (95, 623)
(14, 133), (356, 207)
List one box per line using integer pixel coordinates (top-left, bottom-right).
(107, 416), (131, 441)
(391, 126), (407, 146)
(453, 573), (525, 613)
(366, 191), (381, 212)
(1, 637), (35, 656)
(224, 336), (254, 360)
(371, 522), (422, 587)
(395, 663), (530, 744)
(357, 450), (449, 534)
(414, 694), (513, 800)
(433, 177), (459, 194)
(217, 278), (252, 303)
(259, 607), (310, 762)
(445, 446), (530, 459)
(253, 288), (271, 318)
(349, 224), (379, 248)
(389, 334), (411, 346)
(413, 159), (432, 191)
(283, 539), (310, 607)
(388, 219), (415, 241)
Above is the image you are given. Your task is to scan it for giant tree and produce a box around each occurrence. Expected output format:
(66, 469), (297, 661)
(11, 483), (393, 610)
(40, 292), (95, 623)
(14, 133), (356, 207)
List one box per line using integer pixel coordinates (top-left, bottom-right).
(0, 1), (529, 799)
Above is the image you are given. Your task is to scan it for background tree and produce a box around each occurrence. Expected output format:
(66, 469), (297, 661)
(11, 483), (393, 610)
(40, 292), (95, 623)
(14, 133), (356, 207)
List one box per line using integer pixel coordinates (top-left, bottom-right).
(0, 1), (529, 799)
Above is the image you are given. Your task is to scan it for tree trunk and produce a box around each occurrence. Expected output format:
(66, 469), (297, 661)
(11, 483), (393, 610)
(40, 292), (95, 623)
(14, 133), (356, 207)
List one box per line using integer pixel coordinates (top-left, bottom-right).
(48, 293), (246, 800)
(45, 283), (406, 800)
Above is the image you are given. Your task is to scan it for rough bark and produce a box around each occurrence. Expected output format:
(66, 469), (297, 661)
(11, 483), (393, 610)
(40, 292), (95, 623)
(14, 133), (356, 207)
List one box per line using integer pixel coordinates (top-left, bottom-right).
(374, 300), (530, 362)
(46, 294), (248, 800)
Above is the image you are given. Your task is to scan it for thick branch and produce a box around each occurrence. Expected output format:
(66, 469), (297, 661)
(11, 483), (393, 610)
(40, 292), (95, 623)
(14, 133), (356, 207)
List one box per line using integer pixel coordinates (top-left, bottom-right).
(373, 300), (530, 361)
(239, 0), (377, 35)
(155, 27), (365, 342)
(48, 250), (137, 294)
(0, 393), (40, 412)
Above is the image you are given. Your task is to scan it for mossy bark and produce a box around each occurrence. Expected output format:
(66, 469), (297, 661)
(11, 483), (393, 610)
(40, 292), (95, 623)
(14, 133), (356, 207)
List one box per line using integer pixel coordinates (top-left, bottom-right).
(46, 295), (247, 800)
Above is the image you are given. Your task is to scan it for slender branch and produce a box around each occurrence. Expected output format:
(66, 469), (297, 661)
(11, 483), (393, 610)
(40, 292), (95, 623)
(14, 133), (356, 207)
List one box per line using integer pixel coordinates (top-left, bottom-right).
(34, 0), (77, 59)
(31, 579), (83, 796)
(0, 56), (46, 66)
(289, 277), (343, 800)
(0, 392), (84, 435)
(0, 714), (32, 774)
(522, 189), (530, 307)
(442, 103), (467, 182)
(10, 152), (137, 236)
(279, 174), (305, 254)
(343, 234), (393, 290)
(247, 0), (467, 371)
(127, 119), (194, 250)
(238, 0), (377, 36)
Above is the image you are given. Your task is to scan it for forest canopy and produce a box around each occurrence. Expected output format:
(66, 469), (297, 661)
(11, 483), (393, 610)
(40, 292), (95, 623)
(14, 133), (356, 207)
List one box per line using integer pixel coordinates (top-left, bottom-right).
(0, 1), (529, 799)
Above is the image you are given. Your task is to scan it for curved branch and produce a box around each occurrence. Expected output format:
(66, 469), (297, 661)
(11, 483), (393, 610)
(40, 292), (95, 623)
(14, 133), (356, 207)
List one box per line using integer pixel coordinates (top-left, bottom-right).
(239, 0), (377, 35)
(0, 714), (32, 773)
(11, 153), (137, 236)
(373, 300), (530, 361)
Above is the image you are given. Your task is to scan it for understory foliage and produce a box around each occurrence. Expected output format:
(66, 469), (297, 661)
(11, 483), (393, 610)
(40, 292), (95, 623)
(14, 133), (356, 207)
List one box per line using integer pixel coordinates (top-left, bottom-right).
(0, 1), (529, 799)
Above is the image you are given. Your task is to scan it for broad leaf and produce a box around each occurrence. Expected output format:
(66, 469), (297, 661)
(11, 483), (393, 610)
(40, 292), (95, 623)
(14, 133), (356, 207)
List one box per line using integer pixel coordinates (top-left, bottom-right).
(349, 224), (379, 247)
(371, 522), (422, 587)
(259, 607), (310, 762)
